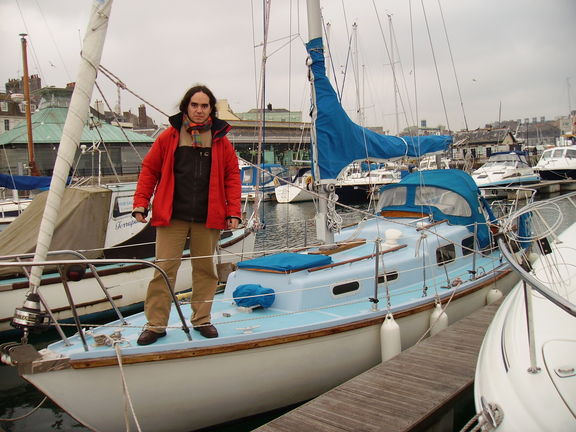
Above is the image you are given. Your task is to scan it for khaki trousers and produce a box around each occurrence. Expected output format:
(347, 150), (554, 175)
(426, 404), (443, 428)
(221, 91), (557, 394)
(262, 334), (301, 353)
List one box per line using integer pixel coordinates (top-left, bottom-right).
(144, 219), (220, 332)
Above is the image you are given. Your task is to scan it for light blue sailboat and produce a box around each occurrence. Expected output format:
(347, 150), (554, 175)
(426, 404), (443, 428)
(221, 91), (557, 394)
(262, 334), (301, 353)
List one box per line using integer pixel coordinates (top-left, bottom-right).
(0, 1), (524, 431)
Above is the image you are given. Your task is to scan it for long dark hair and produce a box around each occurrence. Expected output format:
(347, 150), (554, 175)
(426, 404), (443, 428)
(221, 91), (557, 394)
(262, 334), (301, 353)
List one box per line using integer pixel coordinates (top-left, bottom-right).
(179, 85), (218, 119)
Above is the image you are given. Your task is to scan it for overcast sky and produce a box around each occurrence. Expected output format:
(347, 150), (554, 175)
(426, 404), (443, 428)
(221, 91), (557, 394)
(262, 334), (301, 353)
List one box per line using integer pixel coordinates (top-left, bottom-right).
(1, 0), (575, 133)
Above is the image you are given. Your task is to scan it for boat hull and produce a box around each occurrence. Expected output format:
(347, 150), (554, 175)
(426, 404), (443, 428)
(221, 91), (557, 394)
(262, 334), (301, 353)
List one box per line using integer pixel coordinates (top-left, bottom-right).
(23, 270), (517, 432)
(474, 222), (576, 431)
(537, 169), (576, 181)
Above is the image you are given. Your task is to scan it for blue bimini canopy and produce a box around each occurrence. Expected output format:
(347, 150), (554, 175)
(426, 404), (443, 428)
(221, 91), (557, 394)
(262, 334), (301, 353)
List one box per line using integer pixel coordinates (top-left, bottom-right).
(236, 252), (332, 273)
(378, 169), (496, 249)
(305, 37), (452, 181)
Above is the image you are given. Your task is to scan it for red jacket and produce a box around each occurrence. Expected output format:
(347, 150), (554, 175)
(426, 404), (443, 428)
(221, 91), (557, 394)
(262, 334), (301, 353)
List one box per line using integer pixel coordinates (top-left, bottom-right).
(133, 114), (241, 229)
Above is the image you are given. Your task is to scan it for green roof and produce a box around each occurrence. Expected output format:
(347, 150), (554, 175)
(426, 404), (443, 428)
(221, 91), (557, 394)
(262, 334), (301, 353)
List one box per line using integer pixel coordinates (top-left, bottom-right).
(0, 106), (154, 146)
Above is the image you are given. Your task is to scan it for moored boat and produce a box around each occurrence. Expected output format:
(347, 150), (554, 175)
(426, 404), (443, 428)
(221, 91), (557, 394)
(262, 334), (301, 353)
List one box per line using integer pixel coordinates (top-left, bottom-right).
(473, 192), (576, 431)
(534, 145), (576, 181)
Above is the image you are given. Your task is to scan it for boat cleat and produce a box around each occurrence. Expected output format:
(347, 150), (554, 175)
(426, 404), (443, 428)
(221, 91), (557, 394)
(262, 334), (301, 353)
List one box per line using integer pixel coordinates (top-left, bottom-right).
(236, 325), (260, 334)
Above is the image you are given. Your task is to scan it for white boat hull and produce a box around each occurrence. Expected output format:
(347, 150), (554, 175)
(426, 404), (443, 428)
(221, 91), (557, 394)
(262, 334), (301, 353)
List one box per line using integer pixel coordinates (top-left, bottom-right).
(474, 222), (576, 431)
(275, 183), (314, 203)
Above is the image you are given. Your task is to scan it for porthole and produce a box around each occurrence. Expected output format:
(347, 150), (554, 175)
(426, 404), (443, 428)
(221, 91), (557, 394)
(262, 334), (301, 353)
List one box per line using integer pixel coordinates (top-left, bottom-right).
(377, 271), (399, 284)
(333, 281), (359, 296)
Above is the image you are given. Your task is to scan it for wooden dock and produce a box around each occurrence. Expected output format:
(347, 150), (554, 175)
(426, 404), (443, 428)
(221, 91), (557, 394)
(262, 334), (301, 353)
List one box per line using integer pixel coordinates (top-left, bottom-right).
(255, 298), (504, 432)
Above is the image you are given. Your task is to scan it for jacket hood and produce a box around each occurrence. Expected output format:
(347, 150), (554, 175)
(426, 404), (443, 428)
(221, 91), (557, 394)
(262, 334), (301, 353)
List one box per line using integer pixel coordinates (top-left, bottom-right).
(168, 113), (231, 139)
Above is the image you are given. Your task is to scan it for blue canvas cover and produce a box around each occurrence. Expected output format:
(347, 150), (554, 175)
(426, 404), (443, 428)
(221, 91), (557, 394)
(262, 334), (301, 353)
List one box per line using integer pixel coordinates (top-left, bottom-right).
(236, 252), (332, 273)
(0, 174), (56, 190)
(305, 37), (452, 181)
(233, 284), (276, 308)
(378, 169), (495, 248)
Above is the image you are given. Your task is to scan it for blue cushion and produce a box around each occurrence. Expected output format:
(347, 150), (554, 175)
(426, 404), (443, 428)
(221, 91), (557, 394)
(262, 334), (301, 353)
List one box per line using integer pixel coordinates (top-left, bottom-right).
(236, 252), (332, 272)
(233, 284), (275, 308)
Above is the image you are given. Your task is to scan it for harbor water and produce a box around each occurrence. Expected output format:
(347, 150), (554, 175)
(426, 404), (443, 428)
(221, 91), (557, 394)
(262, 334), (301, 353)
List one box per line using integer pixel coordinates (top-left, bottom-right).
(1, 193), (574, 431)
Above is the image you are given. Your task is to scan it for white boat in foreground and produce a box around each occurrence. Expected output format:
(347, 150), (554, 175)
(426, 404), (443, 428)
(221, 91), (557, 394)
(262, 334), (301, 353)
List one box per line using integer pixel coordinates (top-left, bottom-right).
(473, 192), (576, 431)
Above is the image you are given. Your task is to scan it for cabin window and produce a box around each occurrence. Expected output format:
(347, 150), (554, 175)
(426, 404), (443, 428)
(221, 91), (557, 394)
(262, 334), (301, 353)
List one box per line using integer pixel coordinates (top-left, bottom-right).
(552, 149), (564, 158)
(3, 120), (9, 131)
(377, 186), (407, 209)
(415, 186), (472, 217)
(241, 169), (254, 185)
(566, 149), (576, 159)
(333, 281), (359, 296)
(436, 244), (456, 266)
(377, 271), (399, 284)
(461, 236), (475, 256)
(112, 196), (134, 218)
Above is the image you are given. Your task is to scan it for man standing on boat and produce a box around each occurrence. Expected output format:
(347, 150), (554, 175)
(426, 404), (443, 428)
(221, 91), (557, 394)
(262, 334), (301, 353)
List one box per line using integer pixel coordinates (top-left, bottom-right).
(132, 85), (242, 345)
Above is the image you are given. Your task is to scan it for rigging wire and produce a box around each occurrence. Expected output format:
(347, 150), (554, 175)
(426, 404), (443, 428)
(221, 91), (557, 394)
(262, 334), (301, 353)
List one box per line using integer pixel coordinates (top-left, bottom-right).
(436, 0), (469, 131)
(371, 1), (413, 133)
(97, 65), (170, 118)
(33, 0), (73, 82)
(14, 0), (45, 83)
(419, 0), (451, 132)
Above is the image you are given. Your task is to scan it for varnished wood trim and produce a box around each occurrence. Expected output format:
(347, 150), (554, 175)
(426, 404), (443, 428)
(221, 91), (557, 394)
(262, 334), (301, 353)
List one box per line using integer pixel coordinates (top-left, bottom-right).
(308, 239), (367, 256)
(416, 219), (448, 231)
(381, 210), (427, 218)
(68, 268), (512, 370)
(308, 244), (407, 272)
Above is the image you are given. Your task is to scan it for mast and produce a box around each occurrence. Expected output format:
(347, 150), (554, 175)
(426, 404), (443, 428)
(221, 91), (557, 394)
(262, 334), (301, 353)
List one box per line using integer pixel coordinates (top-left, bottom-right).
(19, 34), (41, 177)
(307, 0), (335, 244)
(28, 0), (113, 290)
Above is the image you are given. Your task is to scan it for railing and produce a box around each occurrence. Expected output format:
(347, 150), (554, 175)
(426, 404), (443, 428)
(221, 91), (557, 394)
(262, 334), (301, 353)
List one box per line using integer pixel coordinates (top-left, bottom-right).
(496, 191), (576, 372)
(0, 253), (192, 351)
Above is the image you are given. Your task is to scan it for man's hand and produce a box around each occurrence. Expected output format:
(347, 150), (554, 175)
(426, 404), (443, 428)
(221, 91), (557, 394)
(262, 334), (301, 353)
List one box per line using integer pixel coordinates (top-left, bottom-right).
(226, 217), (240, 230)
(134, 212), (147, 223)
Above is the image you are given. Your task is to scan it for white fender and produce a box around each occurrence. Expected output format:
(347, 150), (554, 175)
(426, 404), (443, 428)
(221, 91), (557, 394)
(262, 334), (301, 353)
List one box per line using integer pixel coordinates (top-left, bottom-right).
(486, 288), (503, 304)
(430, 303), (448, 336)
(380, 314), (401, 362)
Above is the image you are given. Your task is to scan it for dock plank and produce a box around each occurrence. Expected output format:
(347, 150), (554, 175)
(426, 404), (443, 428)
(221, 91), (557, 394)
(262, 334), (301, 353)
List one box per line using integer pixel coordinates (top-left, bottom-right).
(256, 299), (503, 432)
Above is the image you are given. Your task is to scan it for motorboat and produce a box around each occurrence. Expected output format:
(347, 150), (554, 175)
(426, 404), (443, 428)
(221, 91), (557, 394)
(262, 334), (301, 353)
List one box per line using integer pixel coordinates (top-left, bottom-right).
(534, 145), (576, 181)
(472, 151), (540, 190)
(334, 161), (403, 204)
(473, 192), (576, 431)
(471, 151), (540, 198)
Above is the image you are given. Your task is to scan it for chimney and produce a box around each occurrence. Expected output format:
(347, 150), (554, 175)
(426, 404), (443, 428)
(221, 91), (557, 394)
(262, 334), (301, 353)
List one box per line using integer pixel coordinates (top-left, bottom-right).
(138, 104), (147, 127)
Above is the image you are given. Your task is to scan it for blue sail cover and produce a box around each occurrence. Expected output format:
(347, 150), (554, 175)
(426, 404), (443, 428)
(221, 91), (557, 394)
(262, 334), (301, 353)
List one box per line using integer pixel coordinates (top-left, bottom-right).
(306, 37), (452, 181)
(0, 174), (55, 190)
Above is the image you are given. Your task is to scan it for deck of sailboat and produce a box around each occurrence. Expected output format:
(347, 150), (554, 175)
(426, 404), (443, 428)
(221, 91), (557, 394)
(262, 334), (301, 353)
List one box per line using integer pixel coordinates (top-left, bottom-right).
(46, 220), (505, 361)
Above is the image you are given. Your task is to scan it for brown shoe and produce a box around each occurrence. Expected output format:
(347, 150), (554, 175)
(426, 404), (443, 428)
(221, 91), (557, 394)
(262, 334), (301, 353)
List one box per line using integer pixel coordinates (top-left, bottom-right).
(193, 323), (219, 338)
(137, 329), (167, 346)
